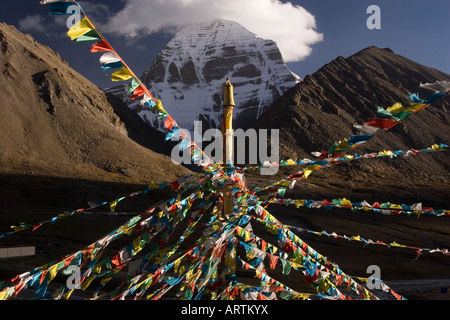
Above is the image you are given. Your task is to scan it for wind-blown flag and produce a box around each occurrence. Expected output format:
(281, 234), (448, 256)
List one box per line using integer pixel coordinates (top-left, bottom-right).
(67, 17), (100, 42)
(111, 67), (133, 81)
(363, 118), (398, 129)
(420, 80), (450, 93)
(130, 86), (146, 100)
(90, 40), (113, 53)
(40, 0), (71, 4)
(48, 2), (74, 15)
(99, 52), (124, 71)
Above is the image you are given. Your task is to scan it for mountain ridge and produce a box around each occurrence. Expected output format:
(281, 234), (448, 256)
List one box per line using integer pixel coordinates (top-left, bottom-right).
(109, 19), (300, 133)
(0, 22), (189, 184)
(252, 45), (450, 206)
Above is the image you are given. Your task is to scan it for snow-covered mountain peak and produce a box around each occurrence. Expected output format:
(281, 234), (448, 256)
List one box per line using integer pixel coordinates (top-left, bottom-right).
(110, 19), (301, 133)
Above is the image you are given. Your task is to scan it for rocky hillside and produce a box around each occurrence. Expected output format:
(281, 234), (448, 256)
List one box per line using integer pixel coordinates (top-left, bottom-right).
(109, 19), (300, 133)
(253, 46), (450, 206)
(0, 22), (189, 185)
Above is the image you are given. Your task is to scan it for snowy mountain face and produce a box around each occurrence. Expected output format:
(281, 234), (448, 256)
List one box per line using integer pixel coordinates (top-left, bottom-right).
(109, 20), (300, 134)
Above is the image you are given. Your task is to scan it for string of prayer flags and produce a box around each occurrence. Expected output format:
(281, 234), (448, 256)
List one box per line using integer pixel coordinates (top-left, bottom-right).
(28, 0), (448, 302)
(289, 225), (450, 258)
(41, 0), (235, 186)
(40, 0), (71, 4)
(420, 80), (450, 93)
(265, 196), (450, 218)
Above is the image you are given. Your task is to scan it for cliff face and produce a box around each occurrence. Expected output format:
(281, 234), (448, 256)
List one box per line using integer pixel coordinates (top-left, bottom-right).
(109, 19), (300, 133)
(0, 22), (188, 184)
(254, 46), (450, 206)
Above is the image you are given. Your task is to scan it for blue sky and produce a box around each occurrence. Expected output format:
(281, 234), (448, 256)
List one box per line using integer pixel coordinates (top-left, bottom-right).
(0, 0), (449, 89)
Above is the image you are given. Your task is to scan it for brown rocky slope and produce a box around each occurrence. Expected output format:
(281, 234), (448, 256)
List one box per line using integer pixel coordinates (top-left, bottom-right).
(253, 46), (450, 208)
(0, 22), (189, 184)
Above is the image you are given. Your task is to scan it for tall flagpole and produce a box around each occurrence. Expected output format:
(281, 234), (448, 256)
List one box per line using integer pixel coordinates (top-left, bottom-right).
(222, 78), (235, 216)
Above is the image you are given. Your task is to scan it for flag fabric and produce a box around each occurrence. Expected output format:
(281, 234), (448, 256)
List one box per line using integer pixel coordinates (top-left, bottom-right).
(111, 67), (133, 81)
(73, 30), (101, 42)
(127, 78), (140, 94)
(100, 52), (124, 70)
(363, 118), (398, 129)
(99, 52), (121, 65)
(130, 86), (146, 100)
(90, 40), (113, 53)
(40, 0), (71, 4)
(67, 17), (97, 41)
(48, 2), (74, 15)
(101, 61), (124, 71)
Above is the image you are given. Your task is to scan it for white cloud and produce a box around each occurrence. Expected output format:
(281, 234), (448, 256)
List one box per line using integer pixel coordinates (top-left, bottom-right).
(18, 15), (48, 34)
(104, 0), (323, 62)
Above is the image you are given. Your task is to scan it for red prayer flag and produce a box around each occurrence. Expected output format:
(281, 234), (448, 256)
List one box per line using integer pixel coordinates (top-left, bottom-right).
(267, 253), (279, 270)
(90, 40), (113, 53)
(165, 116), (175, 131)
(130, 86), (146, 100)
(364, 118), (398, 129)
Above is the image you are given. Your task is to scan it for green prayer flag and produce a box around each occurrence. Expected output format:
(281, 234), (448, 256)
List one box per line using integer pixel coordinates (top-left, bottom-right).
(281, 259), (292, 275)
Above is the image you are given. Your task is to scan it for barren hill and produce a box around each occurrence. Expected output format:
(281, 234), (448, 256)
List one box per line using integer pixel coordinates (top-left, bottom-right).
(254, 46), (450, 207)
(0, 22), (189, 185)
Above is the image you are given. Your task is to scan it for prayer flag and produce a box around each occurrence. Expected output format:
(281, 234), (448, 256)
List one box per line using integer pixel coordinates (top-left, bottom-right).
(102, 61), (124, 71)
(364, 118), (397, 129)
(40, 0), (71, 4)
(127, 78), (140, 94)
(90, 40), (113, 53)
(130, 86), (146, 100)
(74, 29), (100, 43)
(111, 67), (133, 81)
(99, 52), (121, 65)
(48, 2), (73, 15)
(154, 100), (166, 112)
(67, 18), (97, 41)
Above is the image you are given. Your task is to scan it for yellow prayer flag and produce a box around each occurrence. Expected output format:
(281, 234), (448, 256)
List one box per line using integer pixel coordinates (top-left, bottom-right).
(63, 289), (75, 300)
(179, 265), (186, 275)
(67, 17), (95, 41)
(341, 198), (352, 207)
(292, 293), (313, 300)
(81, 276), (96, 291)
(48, 262), (64, 282)
(386, 102), (404, 114)
(0, 290), (7, 300)
(390, 242), (407, 248)
(133, 237), (142, 253)
(109, 200), (117, 212)
(111, 67), (133, 81)
(303, 164), (322, 179)
(93, 263), (102, 274)
(294, 200), (304, 208)
(286, 159), (296, 166)
(174, 258), (181, 273)
(154, 100), (166, 113)
(148, 182), (159, 190)
(244, 230), (251, 242)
